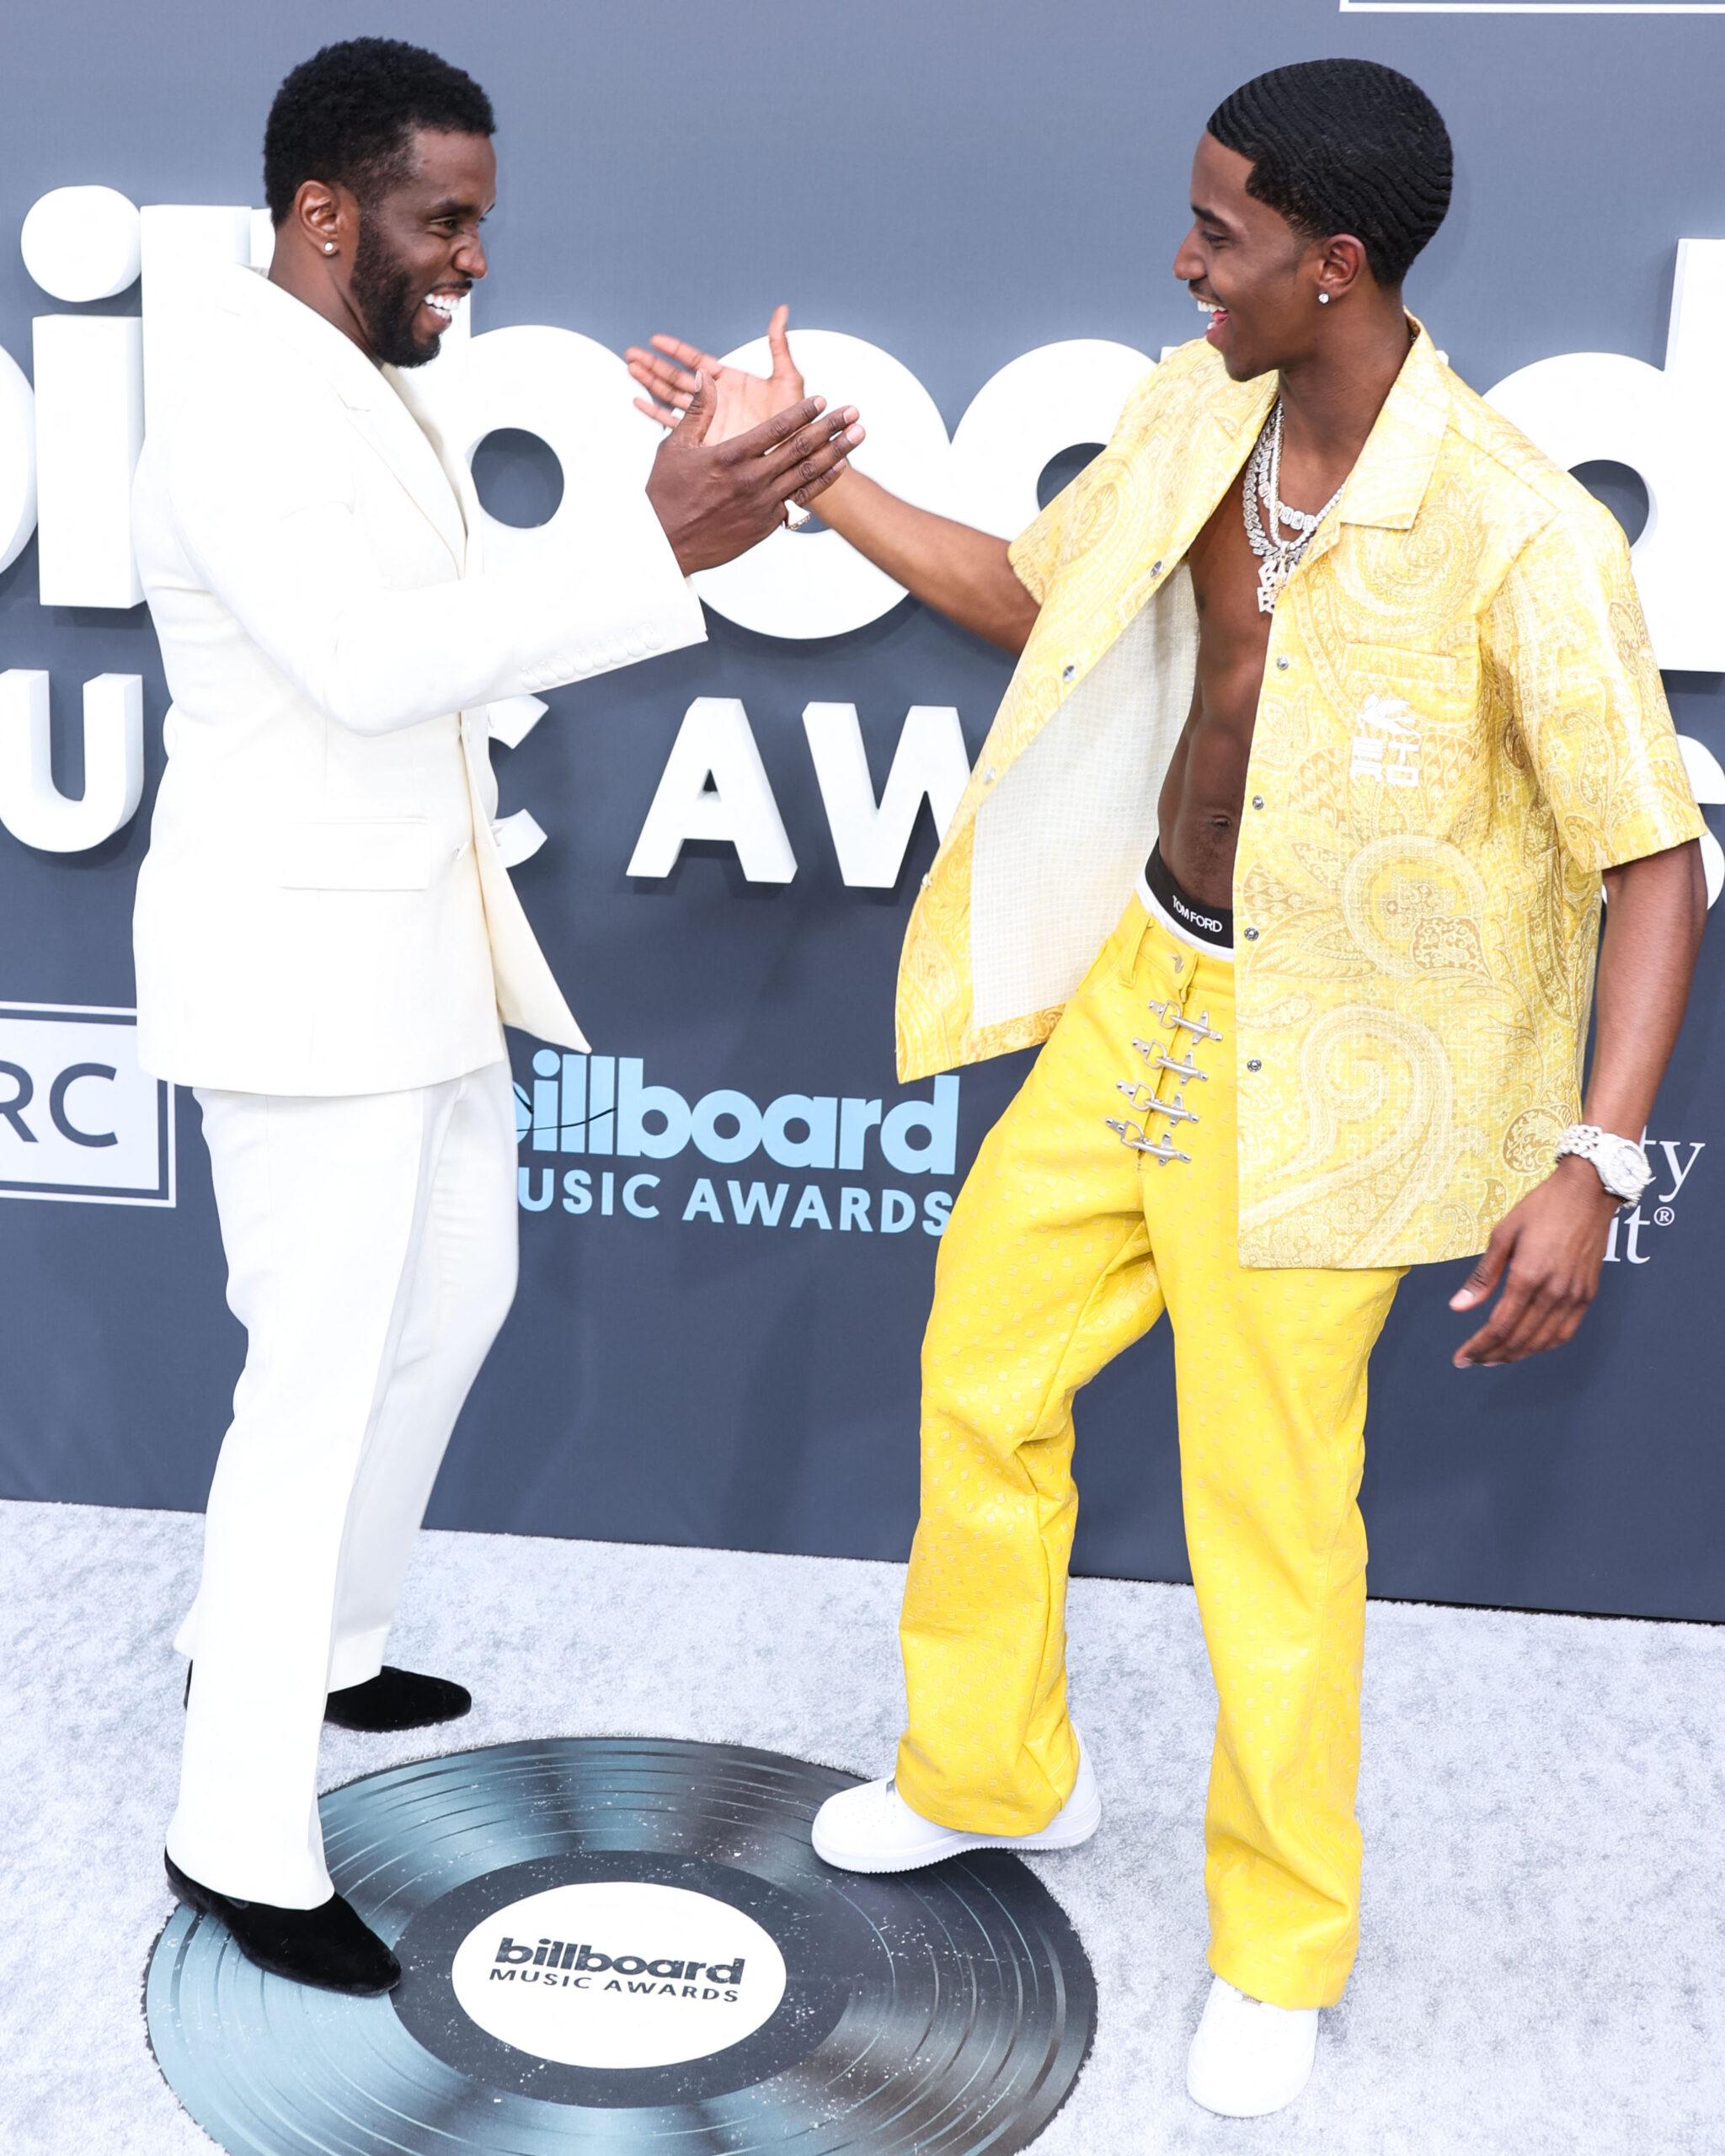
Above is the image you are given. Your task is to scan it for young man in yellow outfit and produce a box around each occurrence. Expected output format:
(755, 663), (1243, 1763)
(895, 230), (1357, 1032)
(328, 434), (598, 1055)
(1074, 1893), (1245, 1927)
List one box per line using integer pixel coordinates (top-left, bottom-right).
(628, 59), (1707, 2116)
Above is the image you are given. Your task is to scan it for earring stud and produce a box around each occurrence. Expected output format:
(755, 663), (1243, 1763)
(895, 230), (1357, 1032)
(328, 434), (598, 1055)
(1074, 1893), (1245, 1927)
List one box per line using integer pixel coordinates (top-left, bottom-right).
(1317, 291), (1330, 305)
(323, 242), (337, 256)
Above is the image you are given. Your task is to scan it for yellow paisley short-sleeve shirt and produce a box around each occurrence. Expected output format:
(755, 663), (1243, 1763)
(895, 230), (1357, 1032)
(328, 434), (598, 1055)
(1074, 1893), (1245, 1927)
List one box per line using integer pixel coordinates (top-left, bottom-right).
(894, 326), (1705, 1268)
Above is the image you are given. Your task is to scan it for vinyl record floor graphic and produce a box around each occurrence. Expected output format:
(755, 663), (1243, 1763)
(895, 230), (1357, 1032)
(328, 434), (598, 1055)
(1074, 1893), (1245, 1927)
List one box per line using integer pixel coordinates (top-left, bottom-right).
(144, 1736), (1097, 2154)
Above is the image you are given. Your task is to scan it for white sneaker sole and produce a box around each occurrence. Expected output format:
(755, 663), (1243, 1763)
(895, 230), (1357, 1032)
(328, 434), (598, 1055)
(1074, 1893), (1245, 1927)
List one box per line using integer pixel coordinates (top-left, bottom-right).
(1185, 2055), (1316, 2118)
(1185, 1980), (1319, 2117)
(811, 1779), (1103, 1875)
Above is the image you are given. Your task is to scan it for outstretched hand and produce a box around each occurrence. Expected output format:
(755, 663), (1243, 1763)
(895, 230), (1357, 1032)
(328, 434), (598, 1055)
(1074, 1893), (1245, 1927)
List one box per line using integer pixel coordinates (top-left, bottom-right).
(627, 304), (807, 447)
(643, 366), (862, 576)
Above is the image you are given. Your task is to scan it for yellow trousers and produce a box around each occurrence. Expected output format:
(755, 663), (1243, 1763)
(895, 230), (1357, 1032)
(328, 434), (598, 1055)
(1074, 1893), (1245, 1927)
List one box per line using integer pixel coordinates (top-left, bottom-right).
(896, 899), (1403, 2009)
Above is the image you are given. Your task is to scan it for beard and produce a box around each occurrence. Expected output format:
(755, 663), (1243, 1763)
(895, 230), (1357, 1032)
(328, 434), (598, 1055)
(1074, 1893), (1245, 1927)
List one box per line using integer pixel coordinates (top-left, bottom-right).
(349, 218), (439, 371)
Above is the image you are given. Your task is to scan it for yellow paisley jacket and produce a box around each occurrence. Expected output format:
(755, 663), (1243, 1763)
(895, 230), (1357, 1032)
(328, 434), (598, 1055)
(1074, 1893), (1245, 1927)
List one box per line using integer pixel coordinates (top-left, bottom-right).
(894, 325), (1705, 1268)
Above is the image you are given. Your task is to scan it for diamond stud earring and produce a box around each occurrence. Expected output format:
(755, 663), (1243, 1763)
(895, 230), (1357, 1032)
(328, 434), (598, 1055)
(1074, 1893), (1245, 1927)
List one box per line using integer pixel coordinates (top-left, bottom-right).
(1317, 291), (1331, 305)
(323, 242), (337, 255)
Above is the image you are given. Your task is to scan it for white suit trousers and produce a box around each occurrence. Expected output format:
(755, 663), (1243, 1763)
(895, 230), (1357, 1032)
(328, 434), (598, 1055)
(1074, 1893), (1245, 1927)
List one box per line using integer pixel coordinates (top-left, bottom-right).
(167, 1059), (518, 1907)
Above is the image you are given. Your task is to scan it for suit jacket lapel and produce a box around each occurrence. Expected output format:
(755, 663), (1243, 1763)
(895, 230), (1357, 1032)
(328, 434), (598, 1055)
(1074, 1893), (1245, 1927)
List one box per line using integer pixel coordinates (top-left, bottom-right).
(390, 368), (481, 577)
(354, 371), (467, 572)
(222, 268), (467, 572)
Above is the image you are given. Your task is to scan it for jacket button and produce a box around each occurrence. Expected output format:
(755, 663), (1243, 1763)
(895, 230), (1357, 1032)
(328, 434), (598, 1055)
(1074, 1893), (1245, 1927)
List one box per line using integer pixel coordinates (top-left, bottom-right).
(1246, 1057), (1263, 1072)
(1252, 795), (1265, 810)
(1244, 926), (1259, 941)
(1062, 663), (1076, 680)
(1151, 559), (1164, 576)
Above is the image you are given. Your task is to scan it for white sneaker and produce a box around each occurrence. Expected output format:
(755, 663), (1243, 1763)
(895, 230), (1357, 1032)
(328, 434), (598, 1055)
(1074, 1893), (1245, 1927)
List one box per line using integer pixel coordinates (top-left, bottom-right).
(811, 1742), (1101, 1874)
(1185, 1975), (1319, 2117)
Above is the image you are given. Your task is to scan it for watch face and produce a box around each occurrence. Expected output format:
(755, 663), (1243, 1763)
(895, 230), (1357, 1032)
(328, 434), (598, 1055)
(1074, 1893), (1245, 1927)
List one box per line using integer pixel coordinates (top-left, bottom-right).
(1599, 1137), (1652, 1196)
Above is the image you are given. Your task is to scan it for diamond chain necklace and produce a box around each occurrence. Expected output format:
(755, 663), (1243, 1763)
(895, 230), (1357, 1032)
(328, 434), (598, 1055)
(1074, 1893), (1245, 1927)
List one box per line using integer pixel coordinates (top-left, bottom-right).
(1242, 400), (1344, 616)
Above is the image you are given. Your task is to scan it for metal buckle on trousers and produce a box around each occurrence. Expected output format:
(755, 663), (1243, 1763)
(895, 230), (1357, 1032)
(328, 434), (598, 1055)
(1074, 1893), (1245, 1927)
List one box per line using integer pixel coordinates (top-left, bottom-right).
(1114, 1080), (1199, 1128)
(1145, 1000), (1223, 1043)
(1132, 1041), (1208, 1083)
(1105, 1116), (1192, 1165)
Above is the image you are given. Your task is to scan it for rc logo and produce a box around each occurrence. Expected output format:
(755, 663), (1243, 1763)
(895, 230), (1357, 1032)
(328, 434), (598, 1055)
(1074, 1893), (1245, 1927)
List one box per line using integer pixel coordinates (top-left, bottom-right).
(0, 1003), (173, 1205)
(449, 1879), (787, 2070)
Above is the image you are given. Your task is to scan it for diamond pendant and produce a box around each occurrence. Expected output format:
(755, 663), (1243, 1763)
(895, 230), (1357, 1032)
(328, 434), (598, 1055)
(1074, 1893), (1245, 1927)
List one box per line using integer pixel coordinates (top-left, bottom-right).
(1256, 557), (1288, 615)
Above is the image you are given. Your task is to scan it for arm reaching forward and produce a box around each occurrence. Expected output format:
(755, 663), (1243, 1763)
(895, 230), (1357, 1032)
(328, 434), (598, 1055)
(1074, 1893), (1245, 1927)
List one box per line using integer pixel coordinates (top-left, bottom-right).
(627, 307), (1040, 654)
(158, 360), (861, 740)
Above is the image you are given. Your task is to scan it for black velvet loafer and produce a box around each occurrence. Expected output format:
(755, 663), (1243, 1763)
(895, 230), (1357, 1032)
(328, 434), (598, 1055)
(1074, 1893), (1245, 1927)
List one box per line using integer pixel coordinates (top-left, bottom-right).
(163, 1851), (400, 1994)
(184, 1662), (473, 1732)
(323, 1666), (473, 1732)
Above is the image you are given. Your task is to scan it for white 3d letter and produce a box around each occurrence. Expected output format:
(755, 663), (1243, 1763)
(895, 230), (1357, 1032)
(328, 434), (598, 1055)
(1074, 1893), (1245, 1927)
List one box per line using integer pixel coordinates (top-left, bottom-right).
(0, 671), (144, 851)
(628, 697), (796, 883)
(409, 323), (645, 572)
(32, 316), (144, 608)
(0, 346), (37, 577)
(1488, 238), (1725, 671)
(948, 339), (1151, 539)
(23, 189), (145, 607)
(802, 702), (971, 887)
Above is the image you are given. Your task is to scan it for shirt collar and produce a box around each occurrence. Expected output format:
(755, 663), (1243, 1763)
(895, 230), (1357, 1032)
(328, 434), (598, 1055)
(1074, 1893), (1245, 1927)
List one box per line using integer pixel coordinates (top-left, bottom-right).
(1332, 318), (1450, 531)
(1199, 314), (1450, 536)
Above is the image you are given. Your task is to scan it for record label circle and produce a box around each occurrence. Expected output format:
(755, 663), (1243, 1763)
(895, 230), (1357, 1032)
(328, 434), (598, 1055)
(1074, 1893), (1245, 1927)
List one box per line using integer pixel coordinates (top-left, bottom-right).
(446, 1876), (787, 2068)
(145, 1735), (1097, 2153)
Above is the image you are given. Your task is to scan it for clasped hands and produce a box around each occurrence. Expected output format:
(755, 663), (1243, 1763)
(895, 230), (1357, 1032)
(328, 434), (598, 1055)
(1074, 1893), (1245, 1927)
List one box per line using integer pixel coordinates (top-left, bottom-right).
(637, 306), (853, 575)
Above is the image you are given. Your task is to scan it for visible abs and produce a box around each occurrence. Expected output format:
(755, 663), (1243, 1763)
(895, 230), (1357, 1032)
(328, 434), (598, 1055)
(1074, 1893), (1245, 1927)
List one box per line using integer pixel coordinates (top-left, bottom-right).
(1157, 691), (1253, 910)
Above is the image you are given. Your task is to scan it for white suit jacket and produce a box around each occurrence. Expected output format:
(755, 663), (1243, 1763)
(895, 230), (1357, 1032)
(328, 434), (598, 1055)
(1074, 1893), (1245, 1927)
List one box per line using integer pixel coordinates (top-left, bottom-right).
(131, 265), (704, 1096)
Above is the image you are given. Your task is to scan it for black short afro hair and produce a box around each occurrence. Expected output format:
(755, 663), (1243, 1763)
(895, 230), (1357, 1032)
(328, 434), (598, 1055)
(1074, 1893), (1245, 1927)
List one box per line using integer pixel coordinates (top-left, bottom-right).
(264, 37), (494, 227)
(1208, 59), (1452, 288)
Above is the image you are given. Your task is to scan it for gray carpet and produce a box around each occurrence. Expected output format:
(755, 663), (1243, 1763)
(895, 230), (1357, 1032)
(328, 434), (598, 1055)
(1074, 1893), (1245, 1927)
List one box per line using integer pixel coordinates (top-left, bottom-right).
(3, 1497), (1721, 2154)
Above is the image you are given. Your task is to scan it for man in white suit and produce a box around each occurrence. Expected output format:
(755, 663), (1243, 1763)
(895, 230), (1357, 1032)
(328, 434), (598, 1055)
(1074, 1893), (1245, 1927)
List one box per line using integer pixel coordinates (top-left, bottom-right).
(132, 37), (862, 1994)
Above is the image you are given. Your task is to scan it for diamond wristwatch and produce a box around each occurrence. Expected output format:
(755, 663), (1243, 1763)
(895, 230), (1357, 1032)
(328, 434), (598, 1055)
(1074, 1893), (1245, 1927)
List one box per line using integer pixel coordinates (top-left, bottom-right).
(1555, 1123), (1653, 1206)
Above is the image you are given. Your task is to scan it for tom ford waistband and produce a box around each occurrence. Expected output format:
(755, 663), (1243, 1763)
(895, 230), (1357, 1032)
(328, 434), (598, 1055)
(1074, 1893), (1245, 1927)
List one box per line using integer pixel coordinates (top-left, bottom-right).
(1138, 841), (1234, 953)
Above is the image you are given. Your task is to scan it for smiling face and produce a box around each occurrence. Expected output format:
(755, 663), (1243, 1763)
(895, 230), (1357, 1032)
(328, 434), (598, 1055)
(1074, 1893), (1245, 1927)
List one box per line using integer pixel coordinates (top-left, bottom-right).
(345, 125), (494, 369)
(1172, 133), (1338, 382)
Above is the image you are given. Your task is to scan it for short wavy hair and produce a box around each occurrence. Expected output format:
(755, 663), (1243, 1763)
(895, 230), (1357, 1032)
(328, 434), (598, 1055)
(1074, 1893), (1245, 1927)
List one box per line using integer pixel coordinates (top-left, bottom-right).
(264, 38), (494, 226)
(1208, 60), (1453, 288)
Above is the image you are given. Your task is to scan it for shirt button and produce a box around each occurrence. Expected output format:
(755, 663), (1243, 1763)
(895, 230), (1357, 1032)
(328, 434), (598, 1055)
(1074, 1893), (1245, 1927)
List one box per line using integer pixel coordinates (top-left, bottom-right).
(1062, 662), (1076, 680)
(1246, 1057), (1263, 1073)
(1252, 795), (1265, 810)
(1274, 655), (1290, 671)
(921, 874), (932, 889)
(1151, 559), (1164, 576)
(1244, 926), (1259, 942)
(983, 766), (996, 782)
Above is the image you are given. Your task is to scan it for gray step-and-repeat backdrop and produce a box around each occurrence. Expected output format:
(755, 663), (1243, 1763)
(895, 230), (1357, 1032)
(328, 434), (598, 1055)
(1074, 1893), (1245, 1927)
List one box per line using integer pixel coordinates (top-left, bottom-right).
(2, 0), (1722, 1621)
